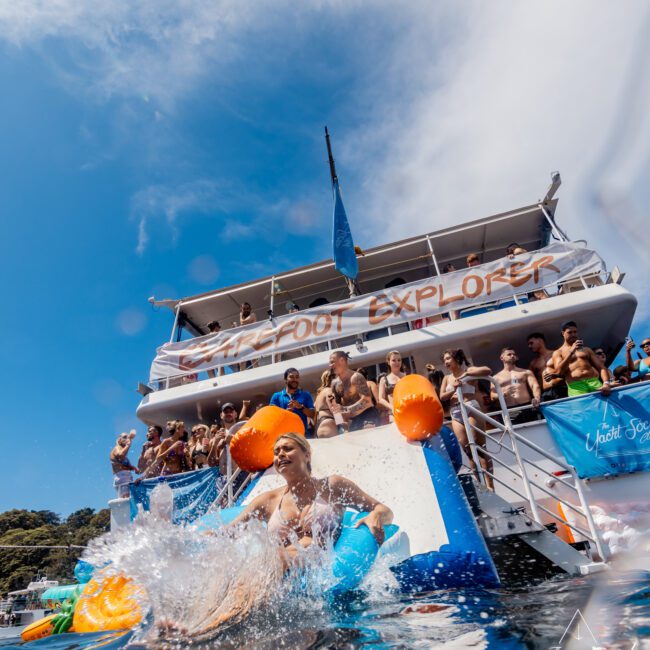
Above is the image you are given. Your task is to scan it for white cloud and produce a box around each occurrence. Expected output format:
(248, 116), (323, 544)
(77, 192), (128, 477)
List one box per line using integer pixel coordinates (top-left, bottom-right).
(341, 1), (650, 316)
(3, 0), (648, 314)
(130, 180), (223, 254)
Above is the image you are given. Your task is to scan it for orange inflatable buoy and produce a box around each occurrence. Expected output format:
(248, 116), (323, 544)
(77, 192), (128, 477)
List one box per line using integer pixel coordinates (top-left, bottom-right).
(73, 574), (145, 633)
(392, 374), (444, 441)
(230, 405), (305, 472)
(21, 613), (56, 642)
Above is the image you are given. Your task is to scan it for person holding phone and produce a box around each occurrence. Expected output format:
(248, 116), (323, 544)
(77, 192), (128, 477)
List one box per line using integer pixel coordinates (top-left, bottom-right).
(110, 430), (138, 497)
(551, 321), (611, 397)
(626, 337), (650, 381)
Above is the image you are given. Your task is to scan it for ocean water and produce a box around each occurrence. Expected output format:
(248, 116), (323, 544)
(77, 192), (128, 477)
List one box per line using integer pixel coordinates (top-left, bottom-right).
(2, 512), (647, 649)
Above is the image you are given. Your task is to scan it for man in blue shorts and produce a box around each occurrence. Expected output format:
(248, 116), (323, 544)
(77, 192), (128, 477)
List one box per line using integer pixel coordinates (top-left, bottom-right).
(270, 368), (315, 435)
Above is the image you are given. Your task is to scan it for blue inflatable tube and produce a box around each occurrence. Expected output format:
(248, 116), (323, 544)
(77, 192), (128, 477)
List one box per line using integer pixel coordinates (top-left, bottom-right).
(195, 506), (398, 594)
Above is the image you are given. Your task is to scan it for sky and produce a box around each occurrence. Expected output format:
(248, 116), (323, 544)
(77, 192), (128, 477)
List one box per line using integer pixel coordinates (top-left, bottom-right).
(1, 1), (649, 516)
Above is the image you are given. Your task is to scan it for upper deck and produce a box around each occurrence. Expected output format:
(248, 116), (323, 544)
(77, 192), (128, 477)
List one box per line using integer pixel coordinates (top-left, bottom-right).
(137, 195), (637, 425)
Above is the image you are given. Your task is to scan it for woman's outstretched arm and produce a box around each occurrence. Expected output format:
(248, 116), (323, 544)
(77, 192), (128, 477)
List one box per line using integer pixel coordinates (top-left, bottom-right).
(329, 475), (393, 544)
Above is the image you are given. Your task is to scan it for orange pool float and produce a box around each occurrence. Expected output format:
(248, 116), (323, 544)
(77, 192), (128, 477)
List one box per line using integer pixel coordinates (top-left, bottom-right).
(230, 405), (305, 472)
(73, 574), (145, 633)
(21, 613), (56, 642)
(392, 374), (444, 441)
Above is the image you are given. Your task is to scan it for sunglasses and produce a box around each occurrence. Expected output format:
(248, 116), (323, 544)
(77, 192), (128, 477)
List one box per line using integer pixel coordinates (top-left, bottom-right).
(641, 342), (650, 348)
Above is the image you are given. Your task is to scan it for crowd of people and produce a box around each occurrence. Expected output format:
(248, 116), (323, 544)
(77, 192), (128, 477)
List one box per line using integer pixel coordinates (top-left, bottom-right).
(113, 321), (650, 497)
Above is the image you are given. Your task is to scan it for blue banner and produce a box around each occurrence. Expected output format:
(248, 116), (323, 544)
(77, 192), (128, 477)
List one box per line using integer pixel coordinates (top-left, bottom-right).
(541, 383), (650, 479)
(332, 180), (358, 280)
(129, 467), (220, 524)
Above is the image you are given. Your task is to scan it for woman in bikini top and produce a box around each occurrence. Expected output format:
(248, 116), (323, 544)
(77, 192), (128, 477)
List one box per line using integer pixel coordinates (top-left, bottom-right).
(232, 433), (393, 557)
(156, 420), (190, 476)
(313, 370), (339, 438)
(378, 350), (406, 419)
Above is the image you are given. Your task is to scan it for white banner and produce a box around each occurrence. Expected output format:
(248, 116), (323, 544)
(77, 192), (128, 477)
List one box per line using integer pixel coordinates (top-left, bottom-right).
(149, 242), (604, 381)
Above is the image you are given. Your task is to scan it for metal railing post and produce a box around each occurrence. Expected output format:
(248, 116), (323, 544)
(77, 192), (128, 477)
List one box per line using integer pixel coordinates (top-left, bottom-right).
(569, 467), (609, 561)
(488, 379), (543, 525)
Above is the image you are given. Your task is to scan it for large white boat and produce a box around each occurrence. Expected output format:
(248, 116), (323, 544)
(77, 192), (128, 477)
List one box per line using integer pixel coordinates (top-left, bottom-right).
(126, 173), (648, 587)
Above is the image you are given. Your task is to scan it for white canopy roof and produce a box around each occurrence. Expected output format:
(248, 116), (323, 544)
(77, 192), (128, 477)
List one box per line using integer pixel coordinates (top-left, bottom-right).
(153, 200), (558, 337)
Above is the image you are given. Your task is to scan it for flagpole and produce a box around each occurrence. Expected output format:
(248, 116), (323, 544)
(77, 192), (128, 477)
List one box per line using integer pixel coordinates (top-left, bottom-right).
(324, 126), (338, 186)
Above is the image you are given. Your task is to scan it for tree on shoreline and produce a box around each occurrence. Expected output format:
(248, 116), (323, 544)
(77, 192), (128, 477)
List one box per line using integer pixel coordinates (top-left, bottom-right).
(0, 508), (109, 594)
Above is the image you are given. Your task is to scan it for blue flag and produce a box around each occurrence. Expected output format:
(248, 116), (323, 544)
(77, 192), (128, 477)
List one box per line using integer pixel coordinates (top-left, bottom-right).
(332, 180), (358, 280)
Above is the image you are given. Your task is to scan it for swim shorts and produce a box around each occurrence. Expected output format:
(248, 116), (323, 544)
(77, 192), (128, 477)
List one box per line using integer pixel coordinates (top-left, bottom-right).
(349, 407), (380, 431)
(567, 377), (603, 397)
(450, 400), (481, 423)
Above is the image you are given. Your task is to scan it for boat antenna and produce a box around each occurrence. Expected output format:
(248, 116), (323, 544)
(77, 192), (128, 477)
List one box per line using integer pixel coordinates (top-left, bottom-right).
(325, 126), (338, 186)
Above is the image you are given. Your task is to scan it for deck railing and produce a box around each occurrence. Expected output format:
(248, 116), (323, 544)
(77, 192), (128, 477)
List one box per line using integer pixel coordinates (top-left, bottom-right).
(147, 267), (612, 391)
(455, 376), (609, 561)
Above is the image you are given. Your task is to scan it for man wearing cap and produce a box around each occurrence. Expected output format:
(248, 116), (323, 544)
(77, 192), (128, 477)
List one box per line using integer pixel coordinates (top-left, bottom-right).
(270, 368), (315, 435)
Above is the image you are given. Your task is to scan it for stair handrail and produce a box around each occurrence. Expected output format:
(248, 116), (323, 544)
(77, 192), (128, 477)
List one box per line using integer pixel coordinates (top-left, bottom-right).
(455, 375), (609, 561)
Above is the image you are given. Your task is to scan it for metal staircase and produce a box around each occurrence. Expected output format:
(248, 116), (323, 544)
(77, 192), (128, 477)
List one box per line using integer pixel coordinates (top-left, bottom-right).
(455, 377), (609, 583)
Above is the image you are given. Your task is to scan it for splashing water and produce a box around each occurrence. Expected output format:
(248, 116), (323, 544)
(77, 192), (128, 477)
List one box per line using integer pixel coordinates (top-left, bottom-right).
(82, 506), (349, 645)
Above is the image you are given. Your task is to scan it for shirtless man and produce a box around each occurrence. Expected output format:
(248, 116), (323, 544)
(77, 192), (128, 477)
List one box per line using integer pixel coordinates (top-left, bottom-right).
(551, 321), (611, 397)
(137, 425), (163, 478)
(526, 332), (567, 401)
(492, 347), (541, 424)
(328, 350), (380, 431)
(110, 430), (138, 498)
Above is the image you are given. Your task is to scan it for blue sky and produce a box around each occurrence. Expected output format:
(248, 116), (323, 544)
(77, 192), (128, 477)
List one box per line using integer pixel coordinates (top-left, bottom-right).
(1, 2), (649, 515)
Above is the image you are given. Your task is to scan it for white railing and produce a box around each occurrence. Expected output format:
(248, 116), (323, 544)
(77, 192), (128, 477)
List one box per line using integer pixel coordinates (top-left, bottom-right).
(209, 448), (257, 510)
(148, 268), (611, 392)
(456, 376), (609, 561)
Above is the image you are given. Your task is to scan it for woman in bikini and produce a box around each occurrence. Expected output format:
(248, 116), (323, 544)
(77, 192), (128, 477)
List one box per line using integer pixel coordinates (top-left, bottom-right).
(439, 349), (494, 490)
(159, 433), (393, 639)
(156, 420), (191, 476)
(378, 350), (406, 421)
(233, 432), (393, 557)
(626, 337), (650, 381)
(313, 370), (338, 438)
(189, 424), (211, 470)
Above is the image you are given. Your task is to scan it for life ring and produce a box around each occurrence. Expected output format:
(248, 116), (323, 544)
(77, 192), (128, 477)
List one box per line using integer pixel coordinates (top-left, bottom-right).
(230, 406), (305, 472)
(72, 574), (145, 633)
(392, 374), (443, 440)
(21, 613), (56, 642)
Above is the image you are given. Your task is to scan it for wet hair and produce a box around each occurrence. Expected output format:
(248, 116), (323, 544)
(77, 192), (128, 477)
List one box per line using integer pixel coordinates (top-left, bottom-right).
(527, 332), (546, 342)
(561, 320), (577, 332)
(330, 350), (350, 362)
(441, 348), (469, 367)
(274, 433), (312, 472)
(148, 425), (163, 436)
(284, 367), (299, 380)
